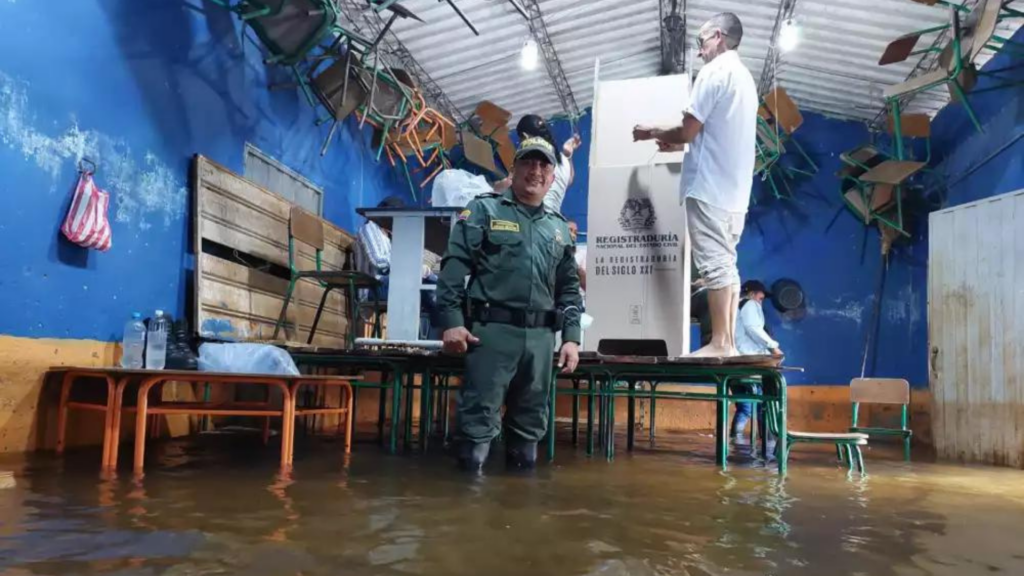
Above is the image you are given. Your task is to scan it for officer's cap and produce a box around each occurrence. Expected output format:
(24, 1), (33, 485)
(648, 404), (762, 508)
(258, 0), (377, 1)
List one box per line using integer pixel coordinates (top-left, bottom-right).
(514, 136), (557, 165)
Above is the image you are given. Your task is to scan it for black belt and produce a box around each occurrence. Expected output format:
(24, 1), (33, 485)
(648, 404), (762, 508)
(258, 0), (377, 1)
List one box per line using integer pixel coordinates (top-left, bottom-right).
(469, 302), (560, 329)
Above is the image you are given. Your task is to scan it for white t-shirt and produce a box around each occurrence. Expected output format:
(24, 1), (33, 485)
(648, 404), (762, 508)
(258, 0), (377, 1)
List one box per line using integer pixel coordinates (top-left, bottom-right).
(543, 155), (573, 213)
(680, 50), (758, 214)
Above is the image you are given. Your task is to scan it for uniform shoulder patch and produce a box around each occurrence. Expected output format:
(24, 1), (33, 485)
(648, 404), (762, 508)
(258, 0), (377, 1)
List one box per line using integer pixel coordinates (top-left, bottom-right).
(458, 209), (472, 221)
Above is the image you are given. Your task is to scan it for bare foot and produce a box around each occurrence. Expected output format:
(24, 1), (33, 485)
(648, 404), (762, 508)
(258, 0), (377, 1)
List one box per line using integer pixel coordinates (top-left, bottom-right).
(689, 343), (737, 358)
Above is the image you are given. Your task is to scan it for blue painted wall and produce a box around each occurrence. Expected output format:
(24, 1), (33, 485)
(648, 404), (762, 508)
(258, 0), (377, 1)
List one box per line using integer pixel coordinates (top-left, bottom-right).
(928, 27), (1024, 208)
(0, 0), (413, 342)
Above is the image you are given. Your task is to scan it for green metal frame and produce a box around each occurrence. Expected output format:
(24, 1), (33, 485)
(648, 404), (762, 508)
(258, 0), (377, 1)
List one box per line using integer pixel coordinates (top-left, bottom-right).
(549, 363), (790, 474)
(271, 232), (382, 348)
(764, 400), (867, 475)
(754, 112), (819, 202)
(294, 355), (406, 454)
(850, 400), (912, 462)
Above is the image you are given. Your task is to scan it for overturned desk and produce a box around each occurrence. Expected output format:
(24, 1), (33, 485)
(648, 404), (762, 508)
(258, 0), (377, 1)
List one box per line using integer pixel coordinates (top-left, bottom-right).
(355, 207), (459, 343)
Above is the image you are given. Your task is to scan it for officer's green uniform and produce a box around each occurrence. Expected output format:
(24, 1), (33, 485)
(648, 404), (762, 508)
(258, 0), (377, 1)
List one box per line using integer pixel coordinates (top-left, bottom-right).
(436, 187), (583, 450)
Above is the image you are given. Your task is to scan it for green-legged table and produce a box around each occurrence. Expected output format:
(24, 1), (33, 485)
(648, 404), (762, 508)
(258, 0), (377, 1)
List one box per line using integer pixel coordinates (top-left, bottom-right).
(549, 358), (795, 474)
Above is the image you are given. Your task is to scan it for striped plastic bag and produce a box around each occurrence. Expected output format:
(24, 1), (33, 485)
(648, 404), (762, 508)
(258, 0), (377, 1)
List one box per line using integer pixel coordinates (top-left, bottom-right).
(61, 170), (112, 251)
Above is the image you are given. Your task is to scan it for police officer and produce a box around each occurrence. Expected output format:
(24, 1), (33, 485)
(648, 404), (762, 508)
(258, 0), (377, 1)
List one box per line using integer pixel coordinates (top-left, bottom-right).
(436, 136), (583, 473)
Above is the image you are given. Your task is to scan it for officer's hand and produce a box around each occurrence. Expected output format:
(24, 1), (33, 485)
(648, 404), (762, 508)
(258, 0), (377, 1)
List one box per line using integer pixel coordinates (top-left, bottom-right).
(558, 342), (580, 374)
(632, 125), (656, 142)
(770, 347), (783, 357)
(442, 327), (479, 354)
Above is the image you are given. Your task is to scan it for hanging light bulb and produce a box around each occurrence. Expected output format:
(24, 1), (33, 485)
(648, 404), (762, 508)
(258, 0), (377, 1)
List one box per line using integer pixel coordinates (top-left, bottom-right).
(521, 38), (539, 71)
(778, 18), (801, 52)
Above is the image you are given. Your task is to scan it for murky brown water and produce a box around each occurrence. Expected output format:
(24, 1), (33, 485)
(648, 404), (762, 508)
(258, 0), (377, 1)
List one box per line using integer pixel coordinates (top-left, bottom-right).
(2, 433), (1024, 576)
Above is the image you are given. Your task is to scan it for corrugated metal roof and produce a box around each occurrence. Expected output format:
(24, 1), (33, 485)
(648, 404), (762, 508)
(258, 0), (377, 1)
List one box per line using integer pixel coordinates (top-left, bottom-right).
(383, 0), (1021, 127)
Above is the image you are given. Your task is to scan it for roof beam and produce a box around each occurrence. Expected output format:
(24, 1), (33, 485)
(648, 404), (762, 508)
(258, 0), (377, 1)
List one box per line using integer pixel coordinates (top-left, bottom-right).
(336, 0), (467, 124)
(660, 0), (686, 75)
(519, 0), (582, 124)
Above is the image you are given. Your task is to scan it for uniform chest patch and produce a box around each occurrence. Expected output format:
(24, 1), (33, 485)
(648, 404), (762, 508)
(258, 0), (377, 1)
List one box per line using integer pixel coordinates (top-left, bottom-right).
(490, 219), (520, 232)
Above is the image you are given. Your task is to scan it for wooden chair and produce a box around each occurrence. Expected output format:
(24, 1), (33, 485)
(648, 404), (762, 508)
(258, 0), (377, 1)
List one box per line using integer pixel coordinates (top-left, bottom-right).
(849, 377), (913, 462)
(272, 207), (379, 346)
(765, 398), (870, 474)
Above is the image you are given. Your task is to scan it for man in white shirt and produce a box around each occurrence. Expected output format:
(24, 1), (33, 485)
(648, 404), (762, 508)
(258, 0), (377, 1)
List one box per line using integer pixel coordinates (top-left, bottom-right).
(494, 115), (580, 214)
(732, 280), (782, 438)
(632, 12), (758, 357)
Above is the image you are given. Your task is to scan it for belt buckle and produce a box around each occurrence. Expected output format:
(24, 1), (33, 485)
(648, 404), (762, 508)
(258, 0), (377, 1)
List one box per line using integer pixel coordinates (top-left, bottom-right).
(512, 308), (528, 327)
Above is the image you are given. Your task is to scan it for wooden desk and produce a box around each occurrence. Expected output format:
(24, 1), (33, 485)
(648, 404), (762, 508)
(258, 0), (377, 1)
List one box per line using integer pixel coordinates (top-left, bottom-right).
(52, 367), (355, 472)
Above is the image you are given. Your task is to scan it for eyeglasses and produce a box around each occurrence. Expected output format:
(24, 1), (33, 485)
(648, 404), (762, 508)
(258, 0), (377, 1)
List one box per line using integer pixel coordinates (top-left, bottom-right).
(696, 30), (720, 50)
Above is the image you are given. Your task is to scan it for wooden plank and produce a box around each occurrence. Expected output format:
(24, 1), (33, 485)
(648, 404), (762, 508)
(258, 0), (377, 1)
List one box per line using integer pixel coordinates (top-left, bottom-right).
(886, 113), (931, 138)
(493, 126), (516, 172)
(475, 100), (511, 137)
(972, 200), (994, 463)
(952, 206), (974, 462)
(927, 210), (944, 457)
(939, 208), (958, 461)
(290, 206), (325, 250)
(199, 189), (289, 266)
(861, 160), (927, 185)
(987, 197), (1008, 465)
(879, 33), (923, 66)
(850, 378), (909, 404)
(461, 130), (499, 175)
(197, 254), (348, 347)
(762, 87), (803, 134)
(193, 156), (357, 348)
(1011, 194), (1024, 468)
(933, 209), (957, 460)
(196, 155), (353, 270)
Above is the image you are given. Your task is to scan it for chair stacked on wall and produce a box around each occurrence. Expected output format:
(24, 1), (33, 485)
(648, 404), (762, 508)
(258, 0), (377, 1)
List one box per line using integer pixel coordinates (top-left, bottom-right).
(208, 0), (459, 199)
(754, 87), (819, 202)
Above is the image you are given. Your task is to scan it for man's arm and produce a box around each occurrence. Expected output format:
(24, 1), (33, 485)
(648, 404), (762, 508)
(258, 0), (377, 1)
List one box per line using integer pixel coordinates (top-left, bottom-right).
(739, 303), (779, 351)
(436, 205), (485, 330)
(358, 222), (391, 274)
(632, 114), (704, 145)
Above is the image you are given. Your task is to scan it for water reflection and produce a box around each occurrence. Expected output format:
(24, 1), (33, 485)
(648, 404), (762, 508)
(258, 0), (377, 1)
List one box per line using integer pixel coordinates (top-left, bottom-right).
(1, 436), (1024, 575)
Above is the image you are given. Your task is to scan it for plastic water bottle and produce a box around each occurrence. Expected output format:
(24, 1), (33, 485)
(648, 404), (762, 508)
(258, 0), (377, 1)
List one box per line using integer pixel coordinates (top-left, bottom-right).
(120, 313), (146, 369)
(145, 310), (169, 370)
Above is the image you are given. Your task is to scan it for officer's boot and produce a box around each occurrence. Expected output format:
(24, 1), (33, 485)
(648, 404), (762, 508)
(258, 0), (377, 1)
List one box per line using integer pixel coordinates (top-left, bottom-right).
(457, 441), (490, 474)
(505, 440), (538, 471)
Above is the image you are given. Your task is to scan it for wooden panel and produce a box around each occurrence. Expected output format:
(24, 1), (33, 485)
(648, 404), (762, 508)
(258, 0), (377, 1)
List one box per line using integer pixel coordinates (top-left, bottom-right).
(879, 34), (922, 66)
(850, 378), (909, 405)
(290, 206), (324, 250)
(493, 126), (516, 172)
(461, 130), (499, 175)
(475, 100), (511, 137)
(929, 189), (1024, 467)
(861, 160), (927, 185)
(196, 156), (291, 266)
(886, 113), (931, 138)
(193, 156), (356, 349)
(197, 254), (348, 347)
(762, 87), (803, 134)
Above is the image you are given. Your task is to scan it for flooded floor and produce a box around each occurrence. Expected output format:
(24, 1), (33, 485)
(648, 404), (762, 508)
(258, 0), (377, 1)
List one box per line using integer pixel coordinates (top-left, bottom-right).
(2, 432), (1024, 576)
